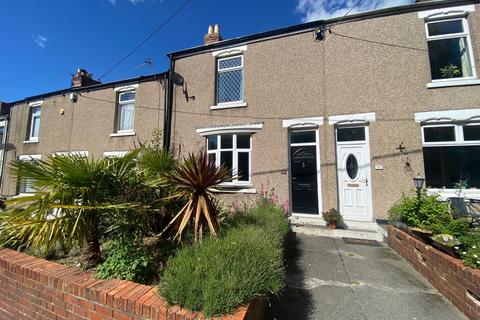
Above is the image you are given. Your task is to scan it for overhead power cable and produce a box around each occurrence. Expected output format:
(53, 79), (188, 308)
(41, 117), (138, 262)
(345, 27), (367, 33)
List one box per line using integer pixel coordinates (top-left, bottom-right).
(329, 0), (363, 30)
(98, 0), (193, 81)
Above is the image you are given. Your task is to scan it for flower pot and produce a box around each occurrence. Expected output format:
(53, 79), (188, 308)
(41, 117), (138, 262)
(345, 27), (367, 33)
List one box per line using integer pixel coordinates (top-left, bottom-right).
(410, 228), (433, 245)
(327, 223), (337, 229)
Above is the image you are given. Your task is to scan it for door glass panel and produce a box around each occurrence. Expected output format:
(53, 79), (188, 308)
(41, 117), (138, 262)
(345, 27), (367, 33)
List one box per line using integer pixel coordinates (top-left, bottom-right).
(463, 125), (480, 141)
(220, 135), (233, 149)
(237, 134), (250, 149)
(238, 152), (249, 181)
(291, 131), (316, 144)
(424, 126), (455, 142)
(337, 127), (365, 142)
(346, 154), (359, 180)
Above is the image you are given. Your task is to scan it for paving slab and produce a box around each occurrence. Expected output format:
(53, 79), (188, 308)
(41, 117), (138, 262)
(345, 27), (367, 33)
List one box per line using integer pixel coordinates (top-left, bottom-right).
(264, 233), (468, 320)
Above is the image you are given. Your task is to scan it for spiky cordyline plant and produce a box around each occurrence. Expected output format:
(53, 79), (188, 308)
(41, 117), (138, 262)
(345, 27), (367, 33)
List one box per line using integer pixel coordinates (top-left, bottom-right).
(162, 152), (232, 242)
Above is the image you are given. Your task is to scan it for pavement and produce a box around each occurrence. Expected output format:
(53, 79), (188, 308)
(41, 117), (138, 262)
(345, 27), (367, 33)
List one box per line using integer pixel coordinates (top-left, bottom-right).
(264, 233), (468, 320)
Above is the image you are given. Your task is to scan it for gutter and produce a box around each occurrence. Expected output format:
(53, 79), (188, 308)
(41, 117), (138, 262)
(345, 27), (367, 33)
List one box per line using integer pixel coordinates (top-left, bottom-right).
(7, 72), (168, 106)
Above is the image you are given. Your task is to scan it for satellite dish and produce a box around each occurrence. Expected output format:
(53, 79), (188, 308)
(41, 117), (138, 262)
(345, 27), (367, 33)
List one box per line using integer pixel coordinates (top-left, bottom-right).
(171, 72), (184, 86)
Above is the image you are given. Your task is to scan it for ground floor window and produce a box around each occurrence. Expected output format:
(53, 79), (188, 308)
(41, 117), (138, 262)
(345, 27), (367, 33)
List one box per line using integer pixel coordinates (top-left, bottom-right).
(17, 155), (41, 194)
(422, 123), (480, 189)
(206, 133), (251, 184)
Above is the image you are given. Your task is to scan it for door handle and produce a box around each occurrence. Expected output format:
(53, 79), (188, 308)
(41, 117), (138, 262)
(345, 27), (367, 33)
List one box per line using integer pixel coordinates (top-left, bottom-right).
(364, 178), (368, 186)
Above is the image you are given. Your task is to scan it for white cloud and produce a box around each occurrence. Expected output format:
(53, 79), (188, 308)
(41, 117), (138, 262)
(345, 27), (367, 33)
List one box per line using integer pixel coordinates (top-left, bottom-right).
(296, 0), (415, 22)
(108, 0), (116, 4)
(32, 35), (47, 48)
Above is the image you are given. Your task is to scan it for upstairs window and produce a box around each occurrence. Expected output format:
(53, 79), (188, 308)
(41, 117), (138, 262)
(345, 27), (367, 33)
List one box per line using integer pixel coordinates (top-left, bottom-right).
(116, 91), (135, 132)
(216, 55), (244, 104)
(206, 133), (251, 184)
(426, 17), (476, 81)
(28, 104), (41, 141)
(422, 123), (480, 189)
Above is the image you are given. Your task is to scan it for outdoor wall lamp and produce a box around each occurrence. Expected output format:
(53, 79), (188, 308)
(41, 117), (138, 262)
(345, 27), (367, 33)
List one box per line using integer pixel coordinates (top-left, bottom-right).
(413, 174), (425, 197)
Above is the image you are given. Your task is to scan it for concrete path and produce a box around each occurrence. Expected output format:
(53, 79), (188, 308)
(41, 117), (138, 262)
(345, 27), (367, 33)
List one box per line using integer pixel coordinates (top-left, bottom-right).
(264, 233), (467, 320)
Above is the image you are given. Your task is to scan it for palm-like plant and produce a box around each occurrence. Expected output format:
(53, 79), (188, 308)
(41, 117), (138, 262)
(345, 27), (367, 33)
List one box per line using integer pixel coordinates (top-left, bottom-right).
(0, 154), (139, 266)
(162, 152), (232, 242)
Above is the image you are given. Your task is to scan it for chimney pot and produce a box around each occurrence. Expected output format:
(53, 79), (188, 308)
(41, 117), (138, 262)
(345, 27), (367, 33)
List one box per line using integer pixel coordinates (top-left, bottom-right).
(204, 23), (222, 45)
(71, 68), (101, 88)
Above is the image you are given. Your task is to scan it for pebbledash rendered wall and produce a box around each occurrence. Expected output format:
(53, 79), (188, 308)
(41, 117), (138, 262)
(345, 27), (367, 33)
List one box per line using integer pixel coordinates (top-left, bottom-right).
(169, 1), (480, 220)
(2, 77), (165, 198)
(0, 249), (265, 320)
(388, 227), (480, 320)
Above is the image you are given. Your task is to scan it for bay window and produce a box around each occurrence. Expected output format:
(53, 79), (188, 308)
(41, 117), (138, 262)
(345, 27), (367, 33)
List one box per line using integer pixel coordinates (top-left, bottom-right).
(18, 155), (41, 194)
(206, 133), (251, 185)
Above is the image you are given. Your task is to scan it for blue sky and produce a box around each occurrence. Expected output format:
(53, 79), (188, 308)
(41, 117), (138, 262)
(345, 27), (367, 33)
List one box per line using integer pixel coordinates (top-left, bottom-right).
(0, 0), (413, 102)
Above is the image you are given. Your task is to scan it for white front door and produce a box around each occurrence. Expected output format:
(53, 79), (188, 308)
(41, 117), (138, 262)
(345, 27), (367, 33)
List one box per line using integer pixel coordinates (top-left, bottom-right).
(336, 126), (373, 222)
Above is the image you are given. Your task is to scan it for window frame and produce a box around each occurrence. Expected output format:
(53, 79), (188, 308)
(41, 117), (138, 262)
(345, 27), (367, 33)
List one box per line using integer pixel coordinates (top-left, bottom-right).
(206, 133), (252, 186)
(421, 122), (480, 191)
(424, 16), (477, 83)
(17, 154), (41, 194)
(215, 54), (244, 106)
(422, 122), (480, 146)
(115, 90), (136, 133)
(28, 103), (42, 142)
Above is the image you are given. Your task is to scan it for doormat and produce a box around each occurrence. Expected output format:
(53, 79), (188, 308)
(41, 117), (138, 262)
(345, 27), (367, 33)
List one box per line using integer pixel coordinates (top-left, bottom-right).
(342, 238), (381, 247)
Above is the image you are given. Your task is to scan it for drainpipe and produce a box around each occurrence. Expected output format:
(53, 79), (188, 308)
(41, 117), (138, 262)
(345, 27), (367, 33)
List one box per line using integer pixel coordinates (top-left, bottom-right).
(163, 55), (175, 150)
(0, 107), (11, 196)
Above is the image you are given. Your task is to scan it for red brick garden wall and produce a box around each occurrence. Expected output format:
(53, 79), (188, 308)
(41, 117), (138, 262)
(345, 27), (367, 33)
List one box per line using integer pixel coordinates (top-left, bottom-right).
(0, 249), (265, 320)
(387, 226), (480, 320)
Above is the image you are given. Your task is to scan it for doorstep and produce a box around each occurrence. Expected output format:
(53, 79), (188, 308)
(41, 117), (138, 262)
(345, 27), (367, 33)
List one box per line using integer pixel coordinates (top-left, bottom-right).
(289, 216), (386, 242)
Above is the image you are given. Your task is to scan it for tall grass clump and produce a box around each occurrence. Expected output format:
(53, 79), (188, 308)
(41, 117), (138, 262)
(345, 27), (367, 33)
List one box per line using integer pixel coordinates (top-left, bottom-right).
(159, 202), (288, 317)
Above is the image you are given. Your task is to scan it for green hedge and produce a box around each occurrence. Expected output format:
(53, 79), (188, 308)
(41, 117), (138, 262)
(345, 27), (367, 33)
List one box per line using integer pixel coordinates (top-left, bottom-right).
(159, 203), (288, 317)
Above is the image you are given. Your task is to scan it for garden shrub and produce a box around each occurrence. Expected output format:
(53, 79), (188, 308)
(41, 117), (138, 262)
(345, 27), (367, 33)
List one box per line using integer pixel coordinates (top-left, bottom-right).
(388, 190), (452, 233)
(96, 237), (154, 283)
(160, 204), (287, 317)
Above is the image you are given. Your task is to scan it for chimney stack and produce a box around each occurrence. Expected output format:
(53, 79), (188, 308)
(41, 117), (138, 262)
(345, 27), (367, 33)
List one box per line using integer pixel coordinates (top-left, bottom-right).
(204, 24), (222, 45)
(71, 68), (101, 88)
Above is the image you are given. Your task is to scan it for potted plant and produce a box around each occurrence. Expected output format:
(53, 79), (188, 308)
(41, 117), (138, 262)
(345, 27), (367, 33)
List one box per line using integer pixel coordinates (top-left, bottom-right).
(323, 208), (342, 229)
(430, 234), (462, 258)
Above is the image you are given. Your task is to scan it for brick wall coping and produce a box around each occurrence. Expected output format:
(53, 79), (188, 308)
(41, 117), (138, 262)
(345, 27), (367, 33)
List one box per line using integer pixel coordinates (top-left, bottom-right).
(387, 226), (480, 320)
(0, 248), (266, 320)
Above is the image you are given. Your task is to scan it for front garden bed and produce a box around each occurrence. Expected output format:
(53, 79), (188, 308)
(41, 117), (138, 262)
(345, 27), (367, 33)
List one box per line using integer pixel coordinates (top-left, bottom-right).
(388, 226), (480, 320)
(0, 248), (267, 320)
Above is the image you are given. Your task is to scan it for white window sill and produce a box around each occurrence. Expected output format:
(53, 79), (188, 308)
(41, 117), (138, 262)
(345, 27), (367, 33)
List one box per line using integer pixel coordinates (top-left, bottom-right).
(23, 140), (39, 144)
(427, 188), (480, 200)
(210, 101), (247, 110)
(110, 131), (136, 137)
(426, 79), (480, 89)
(210, 185), (256, 194)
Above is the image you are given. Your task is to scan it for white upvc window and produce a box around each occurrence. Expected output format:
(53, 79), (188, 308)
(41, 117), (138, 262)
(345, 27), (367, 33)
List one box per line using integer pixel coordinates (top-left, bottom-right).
(28, 103), (42, 141)
(425, 16), (476, 83)
(421, 122), (480, 191)
(216, 55), (244, 105)
(206, 133), (251, 185)
(18, 154), (41, 194)
(116, 91), (135, 133)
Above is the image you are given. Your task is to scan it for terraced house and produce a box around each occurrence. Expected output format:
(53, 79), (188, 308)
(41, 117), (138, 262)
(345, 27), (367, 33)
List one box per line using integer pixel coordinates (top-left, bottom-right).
(164, 0), (480, 227)
(0, 69), (166, 197)
(1, 0), (480, 229)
